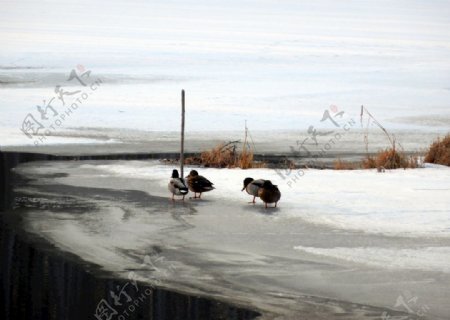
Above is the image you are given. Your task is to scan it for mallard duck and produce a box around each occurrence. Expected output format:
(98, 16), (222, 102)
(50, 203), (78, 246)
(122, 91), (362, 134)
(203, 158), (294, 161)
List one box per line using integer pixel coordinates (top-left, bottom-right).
(186, 170), (214, 199)
(241, 177), (265, 204)
(258, 180), (281, 208)
(168, 169), (189, 201)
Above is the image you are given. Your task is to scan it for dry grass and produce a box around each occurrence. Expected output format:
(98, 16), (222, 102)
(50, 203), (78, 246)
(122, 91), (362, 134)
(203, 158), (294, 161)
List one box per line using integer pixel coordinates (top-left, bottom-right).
(424, 134), (450, 166)
(376, 148), (405, 169)
(333, 158), (359, 170)
(185, 141), (266, 169)
(362, 148), (419, 170)
(406, 154), (421, 169)
(238, 146), (256, 169)
(362, 156), (377, 169)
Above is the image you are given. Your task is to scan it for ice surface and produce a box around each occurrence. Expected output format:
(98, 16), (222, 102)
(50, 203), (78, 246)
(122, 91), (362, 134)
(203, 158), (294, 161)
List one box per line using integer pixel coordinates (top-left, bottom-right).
(1, 0), (450, 147)
(13, 160), (450, 319)
(89, 161), (450, 238)
(294, 246), (450, 273)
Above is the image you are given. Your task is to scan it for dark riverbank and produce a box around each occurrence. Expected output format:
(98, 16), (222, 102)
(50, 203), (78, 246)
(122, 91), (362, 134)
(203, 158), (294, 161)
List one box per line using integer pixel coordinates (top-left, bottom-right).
(0, 151), (261, 320)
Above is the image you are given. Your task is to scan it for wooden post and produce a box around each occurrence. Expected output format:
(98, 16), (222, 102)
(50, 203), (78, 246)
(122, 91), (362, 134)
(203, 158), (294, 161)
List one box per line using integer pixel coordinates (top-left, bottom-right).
(242, 120), (248, 165)
(180, 90), (185, 178)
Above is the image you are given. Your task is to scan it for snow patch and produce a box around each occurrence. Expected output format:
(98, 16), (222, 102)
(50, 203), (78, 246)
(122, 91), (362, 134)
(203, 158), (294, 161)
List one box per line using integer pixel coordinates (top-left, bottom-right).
(90, 162), (450, 238)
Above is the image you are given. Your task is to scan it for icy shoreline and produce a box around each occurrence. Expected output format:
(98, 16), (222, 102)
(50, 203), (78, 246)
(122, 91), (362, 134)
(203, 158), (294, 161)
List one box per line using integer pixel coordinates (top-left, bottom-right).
(1, 127), (447, 171)
(5, 154), (449, 319)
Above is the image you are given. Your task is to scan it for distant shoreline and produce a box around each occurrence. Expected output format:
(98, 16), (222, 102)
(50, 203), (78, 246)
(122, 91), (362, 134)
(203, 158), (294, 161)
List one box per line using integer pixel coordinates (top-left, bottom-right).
(0, 149), (426, 170)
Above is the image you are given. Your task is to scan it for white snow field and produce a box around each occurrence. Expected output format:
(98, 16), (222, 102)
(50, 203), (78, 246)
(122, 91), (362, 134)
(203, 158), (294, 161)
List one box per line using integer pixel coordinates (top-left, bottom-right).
(14, 160), (450, 319)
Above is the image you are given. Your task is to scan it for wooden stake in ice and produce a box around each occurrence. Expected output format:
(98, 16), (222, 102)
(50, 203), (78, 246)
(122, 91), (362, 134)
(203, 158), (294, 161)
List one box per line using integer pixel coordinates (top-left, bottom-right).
(180, 90), (185, 178)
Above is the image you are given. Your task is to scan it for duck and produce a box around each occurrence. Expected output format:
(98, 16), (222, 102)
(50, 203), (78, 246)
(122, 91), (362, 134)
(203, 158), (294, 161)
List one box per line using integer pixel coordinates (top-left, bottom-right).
(168, 169), (189, 201)
(241, 177), (265, 204)
(186, 170), (215, 199)
(258, 180), (281, 208)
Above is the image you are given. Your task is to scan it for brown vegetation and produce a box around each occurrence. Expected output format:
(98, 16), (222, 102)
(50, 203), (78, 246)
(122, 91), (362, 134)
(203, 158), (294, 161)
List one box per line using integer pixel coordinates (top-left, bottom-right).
(333, 158), (359, 170)
(185, 141), (265, 169)
(361, 156), (377, 169)
(362, 148), (419, 169)
(359, 105), (421, 170)
(424, 134), (450, 166)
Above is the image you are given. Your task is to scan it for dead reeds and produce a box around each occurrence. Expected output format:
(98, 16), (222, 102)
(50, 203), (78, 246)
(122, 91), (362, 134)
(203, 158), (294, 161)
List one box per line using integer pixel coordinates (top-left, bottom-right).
(361, 148), (419, 169)
(333, 158), (359, 170)
(424, 134), (450, 166)
(185, 141), (265, 169)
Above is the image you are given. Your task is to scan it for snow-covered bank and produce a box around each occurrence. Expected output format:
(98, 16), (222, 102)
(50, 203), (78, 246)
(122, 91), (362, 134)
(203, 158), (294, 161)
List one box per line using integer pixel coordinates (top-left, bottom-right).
(90, 161), (450, 238)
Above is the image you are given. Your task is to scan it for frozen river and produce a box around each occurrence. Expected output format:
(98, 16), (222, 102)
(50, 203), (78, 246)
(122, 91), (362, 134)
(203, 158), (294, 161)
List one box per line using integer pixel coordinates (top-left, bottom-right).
(2, 1), (450, 318)
(1, 0), (450, 149)
(10, 159), (450, 319)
